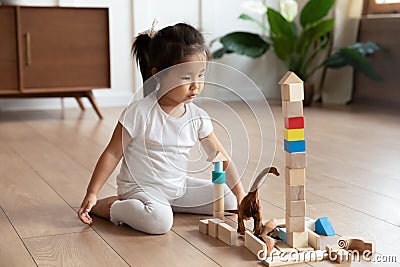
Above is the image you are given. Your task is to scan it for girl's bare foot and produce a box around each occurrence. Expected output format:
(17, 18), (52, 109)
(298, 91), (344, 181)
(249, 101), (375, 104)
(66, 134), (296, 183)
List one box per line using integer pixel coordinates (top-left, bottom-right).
(90, 196), (120, 219)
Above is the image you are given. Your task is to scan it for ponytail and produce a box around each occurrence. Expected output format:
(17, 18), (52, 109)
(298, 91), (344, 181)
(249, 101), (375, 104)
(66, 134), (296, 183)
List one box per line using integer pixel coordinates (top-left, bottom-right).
(132, 34), (152, 82)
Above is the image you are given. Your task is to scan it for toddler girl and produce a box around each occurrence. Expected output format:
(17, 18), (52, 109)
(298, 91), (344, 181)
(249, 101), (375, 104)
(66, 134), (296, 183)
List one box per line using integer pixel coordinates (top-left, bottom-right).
(77, 22), (245, 234)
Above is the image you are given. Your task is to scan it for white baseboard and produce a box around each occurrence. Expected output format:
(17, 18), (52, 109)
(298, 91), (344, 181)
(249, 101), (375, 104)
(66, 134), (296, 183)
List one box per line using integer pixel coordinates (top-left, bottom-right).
(0, 90), (133, 111)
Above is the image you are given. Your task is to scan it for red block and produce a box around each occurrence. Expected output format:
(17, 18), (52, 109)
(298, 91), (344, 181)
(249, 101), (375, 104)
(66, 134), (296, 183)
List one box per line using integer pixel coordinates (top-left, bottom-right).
(284, 116), (304, 129)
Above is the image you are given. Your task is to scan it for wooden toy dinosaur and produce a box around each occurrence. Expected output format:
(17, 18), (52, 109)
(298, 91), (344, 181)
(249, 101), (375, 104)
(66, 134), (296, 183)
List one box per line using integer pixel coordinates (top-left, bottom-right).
(237, 167), (280, 236)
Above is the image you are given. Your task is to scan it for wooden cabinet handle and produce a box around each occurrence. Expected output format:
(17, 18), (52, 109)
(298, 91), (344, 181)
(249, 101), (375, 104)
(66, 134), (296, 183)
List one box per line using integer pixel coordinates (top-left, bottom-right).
(25, 32), (31, 66)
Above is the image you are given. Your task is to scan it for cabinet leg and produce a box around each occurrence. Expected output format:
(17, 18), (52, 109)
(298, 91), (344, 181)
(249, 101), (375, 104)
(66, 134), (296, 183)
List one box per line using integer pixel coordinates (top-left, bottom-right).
(86, 91), (104, 119)
(75, 97), (85, 111)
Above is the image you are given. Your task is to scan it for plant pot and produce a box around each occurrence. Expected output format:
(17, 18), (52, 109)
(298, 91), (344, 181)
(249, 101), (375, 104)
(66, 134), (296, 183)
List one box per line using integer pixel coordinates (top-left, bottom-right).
(303, 82), (314, 107)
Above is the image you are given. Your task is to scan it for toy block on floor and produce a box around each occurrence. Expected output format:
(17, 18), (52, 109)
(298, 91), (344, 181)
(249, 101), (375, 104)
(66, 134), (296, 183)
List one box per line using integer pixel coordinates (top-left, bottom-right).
(217, 222), (238, 246)
(326, 245), (351, 263)
(285, 184), (305, 201)
(284, 116), (304, 129)
(315, 217), (335, 236)
(305, 217), (315, 231)
(285, 152), (306, 169)
(245, 230), (267, 258)
(274, 240), (297, 253)
(307, 229), (321, 250)
(284, 140), (306, 153)
(208, 218), (224, 238)
(278, 228), (286, 243)
(286, 231), (308, 248)
(285, 215), (305, 232)
(199, 219), (209, 235)
(296, 246), (314, 253)
(286, 200), (306, 217)
(337, 236), (375, 255)
(284, 128), (304, 141)
(279, 71), (304, 102)
(282, 101), (303, 118)
(285, 167), (305, 185)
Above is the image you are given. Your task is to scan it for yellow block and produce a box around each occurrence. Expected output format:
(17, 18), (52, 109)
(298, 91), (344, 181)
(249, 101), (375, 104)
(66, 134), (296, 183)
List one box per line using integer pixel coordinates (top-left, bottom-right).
(284, 128), (304, 141)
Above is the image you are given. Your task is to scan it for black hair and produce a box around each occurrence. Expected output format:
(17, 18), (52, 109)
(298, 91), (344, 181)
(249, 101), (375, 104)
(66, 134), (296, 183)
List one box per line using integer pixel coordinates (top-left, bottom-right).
(132, 23), (210, 83)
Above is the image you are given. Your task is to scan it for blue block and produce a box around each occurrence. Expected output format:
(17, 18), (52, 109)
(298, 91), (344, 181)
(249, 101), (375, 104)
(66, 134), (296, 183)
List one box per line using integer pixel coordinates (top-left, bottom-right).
(284, 140), (306, 153)
(315, 217), (335, 236)
(279, 227), (286, 243)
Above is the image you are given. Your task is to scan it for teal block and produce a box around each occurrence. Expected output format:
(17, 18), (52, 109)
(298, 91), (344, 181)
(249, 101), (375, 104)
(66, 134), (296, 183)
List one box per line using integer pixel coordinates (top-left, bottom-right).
(212, 171), (226, 184)
(279, 227), (286, 243)
(284, 140), (306, 153)
(214, 161), (223, 172)
(315, 217), (335, 236)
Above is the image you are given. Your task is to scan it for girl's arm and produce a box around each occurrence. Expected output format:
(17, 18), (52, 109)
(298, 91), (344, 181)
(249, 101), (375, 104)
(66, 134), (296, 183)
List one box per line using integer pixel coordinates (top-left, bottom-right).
(200, 132), (246, 206)
(78, 122), (130, 224)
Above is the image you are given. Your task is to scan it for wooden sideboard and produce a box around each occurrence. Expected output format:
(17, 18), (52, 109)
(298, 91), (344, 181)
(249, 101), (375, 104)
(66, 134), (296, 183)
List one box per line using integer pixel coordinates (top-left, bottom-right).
(0, 6), (110, 119)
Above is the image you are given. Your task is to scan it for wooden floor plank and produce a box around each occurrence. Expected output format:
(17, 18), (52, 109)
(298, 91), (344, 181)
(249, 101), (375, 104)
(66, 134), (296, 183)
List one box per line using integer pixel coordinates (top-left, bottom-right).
(90, 216), (219, 267)
(0, 122), (116, 208)
(0, 207), (37, 267)
(0, 142), (89, 239)
(24, 231), (129, 267)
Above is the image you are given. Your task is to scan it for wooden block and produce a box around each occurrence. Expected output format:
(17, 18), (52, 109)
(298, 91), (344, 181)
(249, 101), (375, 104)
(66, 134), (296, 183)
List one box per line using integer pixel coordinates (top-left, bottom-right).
(208, 218), (224, 238)
(279, 72), (304, 101)
(286, 231), (308, 248)
(264, 250), (324, 266)
(245, 230), (266, 258)
(326, 245), (351, 263)
(217, 223), (238, 246)
(284, 128), (304, 141)
(286, 200), (305, 217)
(285, 167), (305, 185)
(285, 152), (306, 169)
(199, 219), (209, 235)
(213, 211), (225, 220)
(307, 229), (321, 250)
(278, 228), (286, 242)
(274, 240), (297, 253)
(284, 140), (305, 153)
(305, 217), (315, 231)
(285, 215), (305, 232)
(284, 116), (304, 129)
(296, 246), (314, 252)
(285, 184), (305, 201)
(281, 83), (304, 102)
(337, 236), (375, 255)
(282, 101), (303, 118)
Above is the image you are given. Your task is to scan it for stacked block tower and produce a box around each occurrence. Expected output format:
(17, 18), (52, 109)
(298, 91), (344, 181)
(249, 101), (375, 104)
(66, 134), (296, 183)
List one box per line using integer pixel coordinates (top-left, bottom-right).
(279, 71), (308, 248)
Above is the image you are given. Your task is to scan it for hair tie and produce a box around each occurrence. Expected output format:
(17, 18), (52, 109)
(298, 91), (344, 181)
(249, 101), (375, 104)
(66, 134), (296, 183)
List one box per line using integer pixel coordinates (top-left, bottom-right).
(139, 19), (158, 38)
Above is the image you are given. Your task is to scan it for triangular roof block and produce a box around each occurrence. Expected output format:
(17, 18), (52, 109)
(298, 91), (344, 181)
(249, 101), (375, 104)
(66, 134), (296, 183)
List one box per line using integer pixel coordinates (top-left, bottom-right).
(315, 217), (336, 236)
(279, 71), (303, 85)
(209, 151), (228, 162)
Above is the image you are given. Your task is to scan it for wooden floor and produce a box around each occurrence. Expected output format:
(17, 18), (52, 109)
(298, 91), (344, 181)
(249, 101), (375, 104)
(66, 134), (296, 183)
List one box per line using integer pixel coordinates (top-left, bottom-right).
(0, 102), (399, 266)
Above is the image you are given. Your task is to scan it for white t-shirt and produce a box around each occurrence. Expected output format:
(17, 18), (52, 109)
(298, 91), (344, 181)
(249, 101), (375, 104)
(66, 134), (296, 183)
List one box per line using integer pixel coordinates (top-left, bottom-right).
(117, 91), (213, 201)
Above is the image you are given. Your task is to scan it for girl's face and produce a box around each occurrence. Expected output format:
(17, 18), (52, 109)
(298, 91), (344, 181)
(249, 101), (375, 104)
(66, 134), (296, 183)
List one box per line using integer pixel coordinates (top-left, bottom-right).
(157, 55), (207, 106)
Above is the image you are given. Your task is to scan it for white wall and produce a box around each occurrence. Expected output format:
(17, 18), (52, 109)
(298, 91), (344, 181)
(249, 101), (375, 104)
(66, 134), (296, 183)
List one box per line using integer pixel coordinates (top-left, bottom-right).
(0, 0), (287, 111)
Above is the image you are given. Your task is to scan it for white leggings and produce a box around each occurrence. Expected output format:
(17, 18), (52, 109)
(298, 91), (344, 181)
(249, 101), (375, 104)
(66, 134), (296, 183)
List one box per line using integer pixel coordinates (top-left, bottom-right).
(110, 176), (236, 234)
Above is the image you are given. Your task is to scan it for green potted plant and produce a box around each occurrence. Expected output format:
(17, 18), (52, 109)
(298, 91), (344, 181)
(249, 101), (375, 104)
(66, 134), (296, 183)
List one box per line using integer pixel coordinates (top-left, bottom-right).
(211, 0), (382, 105)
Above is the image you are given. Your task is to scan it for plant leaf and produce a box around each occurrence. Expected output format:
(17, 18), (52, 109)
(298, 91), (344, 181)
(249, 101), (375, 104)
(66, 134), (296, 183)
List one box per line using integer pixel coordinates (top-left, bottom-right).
(324, 48), (383, 81)
(267, 8), (295, 41)
(297, 19), (334, 54)
(273, 35), (293, 62)
(239, 13), (268, 31)
(300, 0), (335, 28)
(220, 32), (270, 58)
(212, 47), (231, 59)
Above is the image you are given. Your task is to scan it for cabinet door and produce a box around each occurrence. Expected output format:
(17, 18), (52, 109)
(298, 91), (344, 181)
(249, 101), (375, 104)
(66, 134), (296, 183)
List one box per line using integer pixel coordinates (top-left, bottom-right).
(0, 7), (19, 93)
(20, 7), (110, 90)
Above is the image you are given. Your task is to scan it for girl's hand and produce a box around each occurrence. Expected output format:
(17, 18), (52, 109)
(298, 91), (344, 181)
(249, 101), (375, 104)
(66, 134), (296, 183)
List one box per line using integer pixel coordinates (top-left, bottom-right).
(77, 193), (97, 225)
